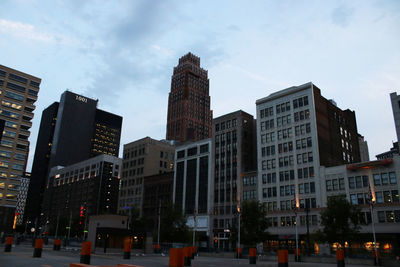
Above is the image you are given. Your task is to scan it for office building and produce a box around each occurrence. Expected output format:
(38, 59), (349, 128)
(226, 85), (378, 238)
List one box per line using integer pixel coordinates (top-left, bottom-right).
(25, 91), (122, 224)
(142, 171), (174, 230)
(166, 53), (212, 143)
(255, 82), (361, 243)
(15, 172), (30, 225)
(318, 157), (400, 253)
(211, 110), (257, 249)
(390, 92), (400, 143)
(358, 134), (370, 162)
(0, 64), (40, 232)
(42, 154), (121, 225)
(173, 139), (212, 246)
(119, 137), (175, 216)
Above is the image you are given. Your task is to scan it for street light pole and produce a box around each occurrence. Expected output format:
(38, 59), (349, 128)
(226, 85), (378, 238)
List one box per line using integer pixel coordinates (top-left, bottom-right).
(55, 213), (60, 239)
(237, 200), (241, 259)
(157, 200), (161, 246)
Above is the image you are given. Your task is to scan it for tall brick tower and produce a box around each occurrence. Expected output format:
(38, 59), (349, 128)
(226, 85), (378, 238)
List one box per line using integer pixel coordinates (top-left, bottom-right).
(166, 53), (212, 143)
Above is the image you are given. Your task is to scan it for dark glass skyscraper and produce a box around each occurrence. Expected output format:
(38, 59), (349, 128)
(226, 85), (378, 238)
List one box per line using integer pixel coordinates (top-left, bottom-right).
(166, 53), (212, 143)
(24, 91), (122, 223)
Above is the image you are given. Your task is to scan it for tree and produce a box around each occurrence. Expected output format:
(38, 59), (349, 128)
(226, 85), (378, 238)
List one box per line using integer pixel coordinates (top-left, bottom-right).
(230, 200), (269, 247)
(318, 195), (361, 247)
(158, 204), (191, 243)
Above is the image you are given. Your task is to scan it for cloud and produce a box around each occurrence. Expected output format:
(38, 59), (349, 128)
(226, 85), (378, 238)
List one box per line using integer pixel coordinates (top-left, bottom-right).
(0, 18), (79, 45)
(331, 5), (355, 27)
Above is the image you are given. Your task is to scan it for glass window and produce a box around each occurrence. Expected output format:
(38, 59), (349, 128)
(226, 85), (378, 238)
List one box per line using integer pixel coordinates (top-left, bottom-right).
(350, 194), (357, 205)
(384, 191), (391, 203)
(386, 211), (394, 223)
(348, 177), (355, 189)
(362, 176), (369, 187)
(376, 192), (383, 203)
(355, 176), (362, 188)
(389, 172), (397, 184)
(339, 178), (345, 190)
(377, 211), (385, 223)
(381, 173), (388, 185)
(373, 174), (381, 186)
(392, 190), (399, 203)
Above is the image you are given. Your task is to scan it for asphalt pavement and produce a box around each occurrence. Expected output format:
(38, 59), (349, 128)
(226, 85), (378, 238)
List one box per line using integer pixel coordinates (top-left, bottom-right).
(0, 243), (375, 267)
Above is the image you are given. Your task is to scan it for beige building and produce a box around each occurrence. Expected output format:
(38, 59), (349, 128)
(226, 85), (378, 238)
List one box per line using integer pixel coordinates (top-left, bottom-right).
(118, 137), (175, 216)
(0, 64), (40, 232)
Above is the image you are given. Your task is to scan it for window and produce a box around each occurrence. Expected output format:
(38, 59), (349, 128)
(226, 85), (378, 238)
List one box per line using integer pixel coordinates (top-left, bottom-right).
(350, 194), (357, 205)
(381, 173), (389, 185)
(373, 174), (381, 186)
(326, 180), (332, 191)
(389, 172), (397, 184)
(377, 211), (385, 223)
(349, 177), (356, 189)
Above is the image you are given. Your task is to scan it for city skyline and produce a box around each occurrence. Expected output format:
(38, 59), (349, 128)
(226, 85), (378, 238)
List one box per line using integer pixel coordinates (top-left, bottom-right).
(0, 0), (399, 170)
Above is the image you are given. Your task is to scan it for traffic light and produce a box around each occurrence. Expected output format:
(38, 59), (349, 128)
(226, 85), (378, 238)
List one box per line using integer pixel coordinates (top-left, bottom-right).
(79, 205), (84, 225)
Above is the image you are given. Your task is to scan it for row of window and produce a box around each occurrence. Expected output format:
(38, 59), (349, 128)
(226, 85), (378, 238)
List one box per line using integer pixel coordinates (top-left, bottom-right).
(297, 152), (313, 164)
(326, 178), (346, 191)
(122, 157), (144, 169)
(122, 167), (144, 178)
(377, 210), (400, 223)
(214, 119), (238, 132)
(243, 176), (257, 186)
(0, 160), (24, 170)
(123, 147), (146, 159)
(373, 172), (397, 186)
(0, 150), (26, 161)
(293, 96), (309, 109)
(294, 109), (310, 122)
(260, 107), (274, 118)
(277, 128), (292, 140)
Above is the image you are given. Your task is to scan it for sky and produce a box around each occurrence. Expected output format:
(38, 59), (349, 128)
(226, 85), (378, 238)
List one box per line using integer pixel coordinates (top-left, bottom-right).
(0, 0), (399, 171)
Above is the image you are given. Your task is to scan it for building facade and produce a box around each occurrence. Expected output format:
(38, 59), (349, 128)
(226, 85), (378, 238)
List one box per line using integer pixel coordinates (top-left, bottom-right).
(358, 134), (370, 162)
(173, 139), (212, 246)
(25, 91), (122, 224)
(142, 171), (174, 230)
(319, 157), (400, 253)
(119, 137), (175, 216)
(0, 64), (40, 232)
(43, 154), (122, 226)
(166, 53), (212, 143)
(390, 92), (400, 143)
(15, 172), (30, 225)
(211, 110), (257, 249)
(255, 82), (362, 241)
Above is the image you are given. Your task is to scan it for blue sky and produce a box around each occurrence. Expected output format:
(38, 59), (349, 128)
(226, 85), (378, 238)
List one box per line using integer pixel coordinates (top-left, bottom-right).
(0, 0), (399, 170)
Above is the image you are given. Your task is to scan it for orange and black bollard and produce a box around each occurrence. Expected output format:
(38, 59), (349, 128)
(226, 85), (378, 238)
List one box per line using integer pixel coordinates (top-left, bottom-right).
(336, 248), (345, 267)
(33, 238), (44, 257)
(184, 247), (191, 266)
(123, 239), (132, 259)
(190, 246), (195, 259)
(53, 239), (61, 251)
(169, 248), (184, 267)
(4, 237), (13, 252)
(278, 249), (288, 267)
(154, 243), (161, 253)
(249, 247), (257, 264)
(80, 241), (92, 264)
(235, 247), (242, 259)
(294, 248), (301, 262)
(372, 249), (381, 266)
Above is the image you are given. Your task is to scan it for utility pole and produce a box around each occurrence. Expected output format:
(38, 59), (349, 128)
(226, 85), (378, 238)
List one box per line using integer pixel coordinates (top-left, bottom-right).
(55, 213), (60, 239)
(369, 185), (378, 265)
(192, 208), (196, 247)
(157, 200), (161, 246)
(67, 211), (72, 243)
(237, 199), (241, 259)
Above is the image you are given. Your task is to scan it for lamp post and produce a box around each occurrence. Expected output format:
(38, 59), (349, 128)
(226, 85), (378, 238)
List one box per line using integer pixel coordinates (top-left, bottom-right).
(237, 200), (241, 259)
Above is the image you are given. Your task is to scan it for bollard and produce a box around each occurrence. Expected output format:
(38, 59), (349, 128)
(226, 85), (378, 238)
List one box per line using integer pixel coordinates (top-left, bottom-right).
(169, 248), (184, 267)
(235, 247), (242, 259)
(33, 238), (44, 257)
(278, 249), (288, 267)
(249, 248), (257, 264)
(372, 249), (381, 266)
(123, 239), (132, 259)
(183, 247), (191, 266)
(5, 237), (13, 252)
(80, 241), (92, 264)
(53, 239), (62, 251)
(336, 248), (345, 267)
(190, 246), (195, 259)
(294, 248), (301, 262)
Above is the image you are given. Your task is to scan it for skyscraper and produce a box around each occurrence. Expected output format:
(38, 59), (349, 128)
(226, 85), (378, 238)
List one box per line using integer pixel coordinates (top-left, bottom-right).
(166, 53), (212, 143)
(0, 64), (40, 232)
(24, 90), (122, 224)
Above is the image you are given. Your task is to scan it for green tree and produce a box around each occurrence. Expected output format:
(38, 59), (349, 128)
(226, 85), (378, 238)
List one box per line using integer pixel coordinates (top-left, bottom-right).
(158, 204), (191, 243)
(230, 200), (269, 247)
(318, 195), (361, 246)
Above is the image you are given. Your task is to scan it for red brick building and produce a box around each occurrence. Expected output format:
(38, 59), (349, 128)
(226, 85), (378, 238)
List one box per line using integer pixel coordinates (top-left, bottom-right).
(166, 53), (212, 143)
